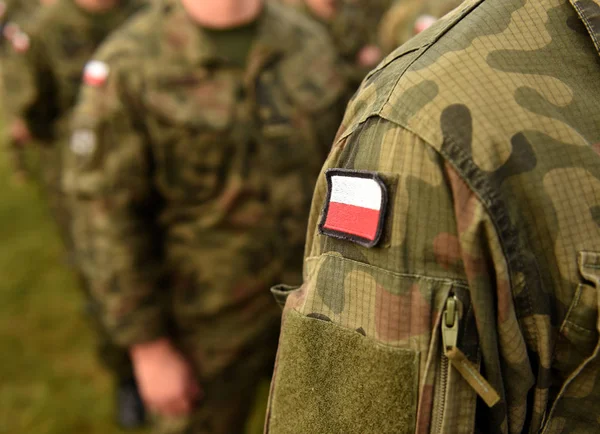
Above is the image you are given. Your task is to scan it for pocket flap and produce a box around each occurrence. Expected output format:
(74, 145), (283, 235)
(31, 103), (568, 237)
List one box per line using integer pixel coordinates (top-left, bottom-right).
(268, 310), (418, 434)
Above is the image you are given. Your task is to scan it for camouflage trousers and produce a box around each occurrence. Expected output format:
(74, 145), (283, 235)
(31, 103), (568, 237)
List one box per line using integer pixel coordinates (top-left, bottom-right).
(153, 321), (280, 434)
(39, 145), (134, 381)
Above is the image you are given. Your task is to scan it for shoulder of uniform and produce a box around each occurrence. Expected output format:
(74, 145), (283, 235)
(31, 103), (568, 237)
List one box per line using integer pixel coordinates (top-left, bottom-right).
(339, 0), (487, 140)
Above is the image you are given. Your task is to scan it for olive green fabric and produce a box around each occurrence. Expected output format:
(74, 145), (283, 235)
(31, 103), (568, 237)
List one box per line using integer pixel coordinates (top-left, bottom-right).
(268, 309), (418, 434)
(269, 0), (600, 432)
(202, 19), (259, 67)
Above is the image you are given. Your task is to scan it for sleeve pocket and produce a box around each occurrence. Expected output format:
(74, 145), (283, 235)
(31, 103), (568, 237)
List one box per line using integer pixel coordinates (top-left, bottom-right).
(267, 309), (419, 434)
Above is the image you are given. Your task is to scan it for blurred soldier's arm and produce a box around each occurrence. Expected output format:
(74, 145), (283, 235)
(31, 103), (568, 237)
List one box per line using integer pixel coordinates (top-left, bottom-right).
(1, 21), (56, 178)
(294, 30), (351, 158)
(2, 31), (35, 179)
(64, 54), (199, 416)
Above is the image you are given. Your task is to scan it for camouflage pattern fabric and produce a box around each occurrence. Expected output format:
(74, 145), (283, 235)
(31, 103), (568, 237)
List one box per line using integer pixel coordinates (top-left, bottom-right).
(267, 0), (600, 433)
(64, 1), (347, 431)
(3, 0), (147, 380)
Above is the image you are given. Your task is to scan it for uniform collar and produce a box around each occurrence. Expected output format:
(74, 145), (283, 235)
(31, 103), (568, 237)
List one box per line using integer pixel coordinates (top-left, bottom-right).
(161, 0), (289, 67)
(570, 0), (600, 56)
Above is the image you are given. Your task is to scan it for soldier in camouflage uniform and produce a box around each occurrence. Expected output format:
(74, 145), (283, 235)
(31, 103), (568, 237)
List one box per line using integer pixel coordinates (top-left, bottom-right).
(267, 0), (600, 433)
(64, 0), (346, 432)
(0, 0), (44, 181)
(3, 0), (148, 428)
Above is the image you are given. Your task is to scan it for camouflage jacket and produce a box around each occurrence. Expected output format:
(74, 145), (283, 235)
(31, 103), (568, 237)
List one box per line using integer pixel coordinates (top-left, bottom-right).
(267, 0), (600, 433)
(64, 0), (347, 373)
(2, 0), (145, 141)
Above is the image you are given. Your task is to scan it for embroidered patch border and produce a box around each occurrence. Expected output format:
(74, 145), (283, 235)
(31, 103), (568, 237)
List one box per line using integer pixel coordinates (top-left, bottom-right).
(318, 168), (388, 248)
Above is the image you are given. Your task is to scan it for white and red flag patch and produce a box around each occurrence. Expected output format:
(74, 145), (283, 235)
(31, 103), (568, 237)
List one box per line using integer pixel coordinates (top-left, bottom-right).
(83, 60), (109, 87)
(319, 169), (388, 248)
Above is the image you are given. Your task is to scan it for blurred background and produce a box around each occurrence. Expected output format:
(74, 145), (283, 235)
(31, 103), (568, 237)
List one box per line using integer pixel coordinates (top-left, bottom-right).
(0, 129), (267, 433)
(0, 122), (148, 433)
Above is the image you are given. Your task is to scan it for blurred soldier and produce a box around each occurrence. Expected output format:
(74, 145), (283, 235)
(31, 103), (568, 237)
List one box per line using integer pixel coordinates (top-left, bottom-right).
(279, 0), (388, 85)
(64, 0), (346, 432)
(266, 0), (600, 433)
(0, 0), (45, 181)
(2, 0), (148, 428)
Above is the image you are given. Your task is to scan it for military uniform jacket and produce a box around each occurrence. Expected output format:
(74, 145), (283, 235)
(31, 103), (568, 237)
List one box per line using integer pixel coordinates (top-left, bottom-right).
(267, 0), (600, 433)
(2, 0), (145, 140)
(65, 1), (346, 375)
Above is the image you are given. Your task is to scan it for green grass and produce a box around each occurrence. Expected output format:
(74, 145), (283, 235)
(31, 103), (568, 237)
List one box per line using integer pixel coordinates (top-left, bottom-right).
(0, 141), (268, 433)
(0, 141), (135, 433)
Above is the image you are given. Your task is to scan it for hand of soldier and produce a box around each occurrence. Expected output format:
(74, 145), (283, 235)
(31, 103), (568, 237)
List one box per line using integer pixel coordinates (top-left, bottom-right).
(356, 44), (383, 68)
(130, 338), (202, 416)
(9, 118), (32, 146)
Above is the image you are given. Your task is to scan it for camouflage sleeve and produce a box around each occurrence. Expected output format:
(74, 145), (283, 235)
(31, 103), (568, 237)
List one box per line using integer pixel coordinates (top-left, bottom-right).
(64, 57), (167, 347)
(274, 117), (529, 432)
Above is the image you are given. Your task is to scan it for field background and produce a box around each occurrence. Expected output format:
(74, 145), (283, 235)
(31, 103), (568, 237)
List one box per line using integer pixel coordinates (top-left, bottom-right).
(0, 133), (267, 433)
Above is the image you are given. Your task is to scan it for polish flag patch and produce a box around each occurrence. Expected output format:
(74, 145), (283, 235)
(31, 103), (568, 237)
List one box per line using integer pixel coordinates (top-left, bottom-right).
(319, 169), (388, 248)
(83, 60), (109, 87)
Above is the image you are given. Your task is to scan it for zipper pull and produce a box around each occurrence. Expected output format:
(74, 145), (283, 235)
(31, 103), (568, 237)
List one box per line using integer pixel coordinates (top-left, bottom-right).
(442, 296), (459, 351)
(442, 296), (501, 408)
